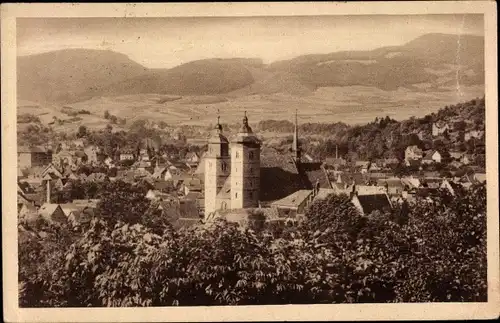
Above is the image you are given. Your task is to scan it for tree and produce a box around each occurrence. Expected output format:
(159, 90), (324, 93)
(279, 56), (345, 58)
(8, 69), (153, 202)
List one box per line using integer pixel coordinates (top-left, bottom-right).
(104, 110), (110, 119)
(76, 125), (88, 138)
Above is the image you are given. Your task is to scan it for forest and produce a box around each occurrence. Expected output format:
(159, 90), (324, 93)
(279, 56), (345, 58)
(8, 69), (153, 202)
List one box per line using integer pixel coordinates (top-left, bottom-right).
(19, 180), (487, 306)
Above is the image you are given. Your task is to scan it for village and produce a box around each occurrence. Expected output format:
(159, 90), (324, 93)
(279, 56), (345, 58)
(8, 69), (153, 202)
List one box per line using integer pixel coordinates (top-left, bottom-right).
(17, 108), (487, 229)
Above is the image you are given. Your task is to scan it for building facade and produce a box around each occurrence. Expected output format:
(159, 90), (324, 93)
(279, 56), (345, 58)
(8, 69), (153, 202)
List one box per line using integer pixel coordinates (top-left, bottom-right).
(230, 112), (261, 210)
(204, 116), (231, 215)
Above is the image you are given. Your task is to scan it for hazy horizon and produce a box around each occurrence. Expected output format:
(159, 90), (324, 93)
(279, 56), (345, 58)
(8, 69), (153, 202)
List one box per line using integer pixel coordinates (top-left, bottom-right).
(17, 14), (483, 68)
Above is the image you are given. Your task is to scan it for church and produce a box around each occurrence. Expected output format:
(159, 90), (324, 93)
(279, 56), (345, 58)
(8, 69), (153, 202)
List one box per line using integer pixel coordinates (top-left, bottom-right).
(203, 111), (332, 217)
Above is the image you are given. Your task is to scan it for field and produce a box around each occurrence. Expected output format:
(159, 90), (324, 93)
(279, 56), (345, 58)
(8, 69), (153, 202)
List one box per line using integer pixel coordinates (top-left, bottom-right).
(17, 84), (484, 130)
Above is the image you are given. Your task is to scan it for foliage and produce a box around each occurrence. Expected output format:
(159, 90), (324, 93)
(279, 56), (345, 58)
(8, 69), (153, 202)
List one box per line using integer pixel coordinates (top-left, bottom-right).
(19, 181), (487, 307)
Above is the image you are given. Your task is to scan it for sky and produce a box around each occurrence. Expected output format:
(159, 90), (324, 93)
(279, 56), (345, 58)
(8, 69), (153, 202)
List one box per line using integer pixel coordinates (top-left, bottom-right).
(17, 14), (483, 69)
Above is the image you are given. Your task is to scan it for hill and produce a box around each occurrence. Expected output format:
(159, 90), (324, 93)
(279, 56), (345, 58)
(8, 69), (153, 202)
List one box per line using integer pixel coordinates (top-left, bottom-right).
(17, 33), (484, 103)
(268, 33), (484, 91)
(90, 58), (260, 97)
(17, 49), (148, 103)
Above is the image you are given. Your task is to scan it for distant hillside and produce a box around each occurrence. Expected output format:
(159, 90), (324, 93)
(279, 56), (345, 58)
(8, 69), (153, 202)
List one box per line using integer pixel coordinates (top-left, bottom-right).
(268, 33), (484, 91)
(17, 49), (148, 103)
(91, 58), (260, 97)
(17, 33), (484, 103)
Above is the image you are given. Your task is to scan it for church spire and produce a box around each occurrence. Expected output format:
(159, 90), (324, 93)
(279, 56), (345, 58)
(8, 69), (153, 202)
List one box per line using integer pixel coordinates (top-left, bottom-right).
(214, 109), (222, 133)
(292, 109), (301, 161)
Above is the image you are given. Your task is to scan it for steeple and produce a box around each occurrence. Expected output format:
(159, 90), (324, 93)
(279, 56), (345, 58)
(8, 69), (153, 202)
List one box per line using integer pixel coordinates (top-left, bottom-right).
(239, 110), (253, 134)
(292, 109), (301, 161)
(214, 109), (222, 133)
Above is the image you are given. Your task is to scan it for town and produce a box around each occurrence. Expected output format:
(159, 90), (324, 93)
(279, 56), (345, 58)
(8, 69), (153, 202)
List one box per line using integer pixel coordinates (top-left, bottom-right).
(17, 97), (486, 229)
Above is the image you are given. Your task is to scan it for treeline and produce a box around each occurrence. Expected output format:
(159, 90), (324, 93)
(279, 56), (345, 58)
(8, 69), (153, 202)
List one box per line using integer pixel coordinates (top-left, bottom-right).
(262, 97), (485, 161)
(19, 181), (486, 306)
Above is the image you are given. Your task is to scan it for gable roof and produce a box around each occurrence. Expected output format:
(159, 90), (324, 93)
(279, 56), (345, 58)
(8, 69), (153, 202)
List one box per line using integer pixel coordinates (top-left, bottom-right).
(271, 190), (312, 208)
(354, 194), (392, 215)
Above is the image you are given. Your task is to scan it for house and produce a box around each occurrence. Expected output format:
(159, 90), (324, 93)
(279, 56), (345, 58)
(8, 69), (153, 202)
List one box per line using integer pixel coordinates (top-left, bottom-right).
(405, 145), (423, 161)
(52, 150), (76, 168)
(465, 130), (484, 141)
(185, 152), (200, 165)
(270, 189), (313, 217)
(145, 189), (173, 201)
(84, 146), (100, 164)
(421, 150), (442, 164)
(38, 203), (66, 224)
(380, 158), (399, 168)
(17, 145), (52, 169)
(440, 179), (463, 196)
(119, 151), (135, 161)
(324, 157), (347, 170)
(368, 161), (382, 172)
(432, 122), (449, 137)
(401, 176), (421, 190)
(182, 176), (203, 196)
(377, 177), (404, 197)
(41, 163), (64, 179)
(355, 161), (370, 174)
(350, 186), (392, 216)
(85, 173), (109, 182)
(104, 156), (114, 167)
(67, 207), (95, 228)
(59, 203), (84, 217)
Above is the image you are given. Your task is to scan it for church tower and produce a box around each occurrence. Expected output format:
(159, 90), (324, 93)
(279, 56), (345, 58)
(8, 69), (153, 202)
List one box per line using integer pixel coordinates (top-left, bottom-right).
(230, 112), (261, 209)
(292, 109), (301, 162)
(204, 115), (231, 216)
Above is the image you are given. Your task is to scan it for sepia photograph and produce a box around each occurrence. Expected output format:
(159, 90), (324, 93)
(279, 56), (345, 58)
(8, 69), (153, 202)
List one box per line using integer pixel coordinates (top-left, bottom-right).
(2, 2), (499, 322)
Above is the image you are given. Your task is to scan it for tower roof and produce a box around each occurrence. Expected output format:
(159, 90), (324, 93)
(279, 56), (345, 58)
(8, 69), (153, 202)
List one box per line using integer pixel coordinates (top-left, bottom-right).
(232, 111), (261, 145)
(208, 113), (228, 144)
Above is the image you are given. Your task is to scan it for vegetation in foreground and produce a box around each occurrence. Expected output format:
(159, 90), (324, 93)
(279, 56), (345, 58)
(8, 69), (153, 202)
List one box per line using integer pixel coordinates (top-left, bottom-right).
(19, 181), (487, 306)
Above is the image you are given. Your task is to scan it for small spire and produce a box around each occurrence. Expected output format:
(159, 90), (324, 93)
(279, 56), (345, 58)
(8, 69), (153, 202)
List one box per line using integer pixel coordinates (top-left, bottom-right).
(292, 109), (301, 161)
(215, 109), (222, 132)
(239, 110), (252, 133)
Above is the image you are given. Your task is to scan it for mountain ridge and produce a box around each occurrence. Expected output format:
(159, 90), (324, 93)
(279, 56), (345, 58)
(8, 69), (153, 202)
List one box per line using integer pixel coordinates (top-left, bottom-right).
(17, 33), (484, 103)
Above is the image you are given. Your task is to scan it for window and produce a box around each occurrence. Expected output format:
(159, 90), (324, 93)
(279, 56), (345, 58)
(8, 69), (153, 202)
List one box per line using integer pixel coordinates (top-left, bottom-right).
(221, 162), (227, 171)
(249, 167), (253, 174)
(236, 151), (239, 158)
(249, 151), (254, 159)
(235, 192), (238, 198)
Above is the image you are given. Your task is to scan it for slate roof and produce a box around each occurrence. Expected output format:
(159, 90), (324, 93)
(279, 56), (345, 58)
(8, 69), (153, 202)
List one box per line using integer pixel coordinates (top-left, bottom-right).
(355, 194), (392, 215)
(296, 161), (331, 190)
(38, 203), (66, 223)
(271, 190), (312, 208)
(312, 188), (337, 201)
